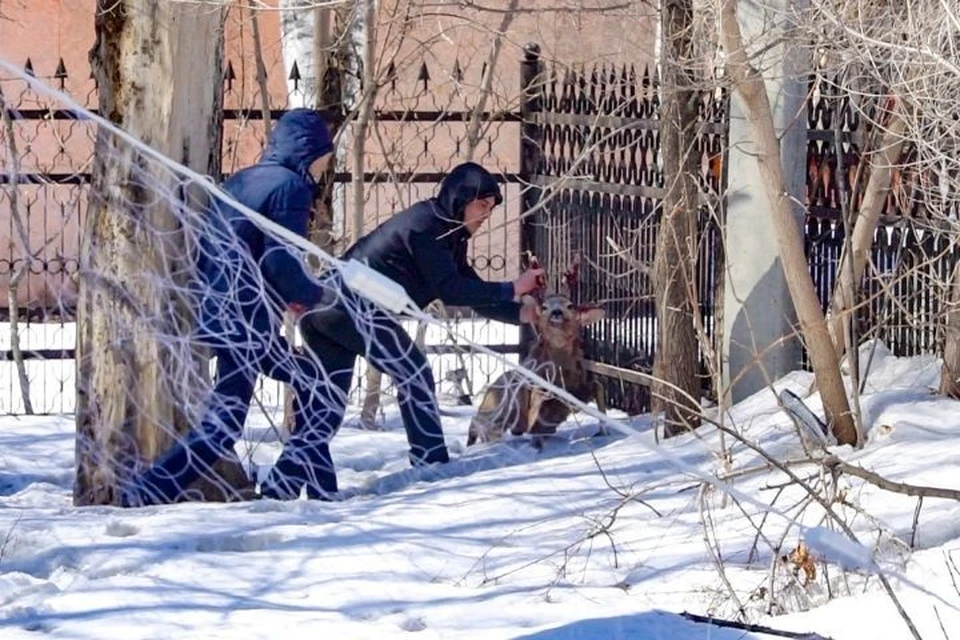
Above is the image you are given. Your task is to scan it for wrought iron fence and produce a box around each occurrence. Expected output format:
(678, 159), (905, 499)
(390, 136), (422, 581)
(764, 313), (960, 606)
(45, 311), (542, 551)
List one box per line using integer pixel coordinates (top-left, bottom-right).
(518, 45), (728, 414)
(4, 48), (958, 417)
(0, 53), (524, 414)
(804, 77), (960, 363)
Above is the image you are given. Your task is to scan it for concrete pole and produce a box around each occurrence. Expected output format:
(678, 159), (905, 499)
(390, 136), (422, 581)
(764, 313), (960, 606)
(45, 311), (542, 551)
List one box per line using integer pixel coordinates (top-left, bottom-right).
(722, 0), (809, 401)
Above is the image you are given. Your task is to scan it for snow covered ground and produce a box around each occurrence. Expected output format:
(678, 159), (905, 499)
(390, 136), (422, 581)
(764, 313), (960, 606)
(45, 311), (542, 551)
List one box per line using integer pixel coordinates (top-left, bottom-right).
(0, 341), (959, 639)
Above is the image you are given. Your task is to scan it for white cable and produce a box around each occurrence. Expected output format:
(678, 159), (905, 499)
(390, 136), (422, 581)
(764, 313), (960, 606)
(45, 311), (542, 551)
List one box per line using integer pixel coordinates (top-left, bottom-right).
(340, 258), (418, 315)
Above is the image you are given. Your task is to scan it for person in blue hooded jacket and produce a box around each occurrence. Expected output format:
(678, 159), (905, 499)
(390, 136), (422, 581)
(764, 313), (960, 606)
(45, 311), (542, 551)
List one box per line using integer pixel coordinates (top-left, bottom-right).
(122, 108), (338, 505)
(258, 161), (546, 499)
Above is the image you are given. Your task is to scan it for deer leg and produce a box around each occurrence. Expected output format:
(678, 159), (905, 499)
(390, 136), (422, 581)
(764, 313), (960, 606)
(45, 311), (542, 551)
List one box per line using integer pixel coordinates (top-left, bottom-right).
(517, 388), (542, 437)
(531, 399), (568, 435)
(593, 380), (609, 437)
(469, 373), (515, 445)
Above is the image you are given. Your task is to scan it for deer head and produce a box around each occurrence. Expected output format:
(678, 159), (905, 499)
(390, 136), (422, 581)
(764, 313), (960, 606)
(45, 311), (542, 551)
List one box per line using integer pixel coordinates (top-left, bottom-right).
(521, 252), (604, 352)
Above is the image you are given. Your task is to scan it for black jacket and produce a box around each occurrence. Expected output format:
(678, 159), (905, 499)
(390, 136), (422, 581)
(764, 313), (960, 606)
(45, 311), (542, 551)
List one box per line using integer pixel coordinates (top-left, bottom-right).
(344, 163), (521, 324)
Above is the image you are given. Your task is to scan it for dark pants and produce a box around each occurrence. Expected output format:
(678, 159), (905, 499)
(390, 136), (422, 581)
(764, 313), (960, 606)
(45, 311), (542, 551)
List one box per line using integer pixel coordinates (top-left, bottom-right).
(125, 286), (448, 506)
(124, 330), (340, 505)
(273, 288), (450, 477)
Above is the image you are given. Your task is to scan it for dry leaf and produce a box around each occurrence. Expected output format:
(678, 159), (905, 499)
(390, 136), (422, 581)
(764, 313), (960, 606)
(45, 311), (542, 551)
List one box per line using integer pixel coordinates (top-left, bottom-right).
(787, 541), (817, 585)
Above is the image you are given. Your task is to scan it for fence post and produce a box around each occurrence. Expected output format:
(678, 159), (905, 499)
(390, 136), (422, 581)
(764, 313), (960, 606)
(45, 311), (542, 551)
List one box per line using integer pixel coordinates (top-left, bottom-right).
(519, 42), (543, 356)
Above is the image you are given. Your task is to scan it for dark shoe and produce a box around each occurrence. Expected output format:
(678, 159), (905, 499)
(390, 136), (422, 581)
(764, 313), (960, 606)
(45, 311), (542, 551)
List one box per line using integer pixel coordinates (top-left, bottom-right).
(305, 484), (336, 501)
(259, 478), (301, 500)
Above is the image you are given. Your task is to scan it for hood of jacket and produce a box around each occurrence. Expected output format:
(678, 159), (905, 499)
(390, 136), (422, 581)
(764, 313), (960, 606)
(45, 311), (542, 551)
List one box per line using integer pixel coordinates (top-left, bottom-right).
(260, 108), (334, 180)
(434, 162), (503, 223)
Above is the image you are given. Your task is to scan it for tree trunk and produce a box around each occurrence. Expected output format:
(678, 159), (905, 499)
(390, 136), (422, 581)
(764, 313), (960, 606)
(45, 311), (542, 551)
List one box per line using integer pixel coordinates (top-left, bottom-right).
(278, 2), (345, 434)
(0, 84), (34, 414)
(718, 0), (857, 446)
(351, 0), (387, 430)
(940, 263), (960, 399)
(653, 0), (702, 437)
(75, 0), (247, 506)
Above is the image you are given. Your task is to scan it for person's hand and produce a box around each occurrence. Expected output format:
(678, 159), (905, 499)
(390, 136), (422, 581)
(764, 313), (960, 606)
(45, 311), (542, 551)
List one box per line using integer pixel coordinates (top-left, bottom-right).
(512, 267), (546, 299)
(519, 300), (539, 324)
(286, 302), (309, 320)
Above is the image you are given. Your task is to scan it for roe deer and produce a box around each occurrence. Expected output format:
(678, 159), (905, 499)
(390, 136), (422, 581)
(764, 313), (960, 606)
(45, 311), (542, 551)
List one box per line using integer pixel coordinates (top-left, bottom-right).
(467, 255), (605, 447)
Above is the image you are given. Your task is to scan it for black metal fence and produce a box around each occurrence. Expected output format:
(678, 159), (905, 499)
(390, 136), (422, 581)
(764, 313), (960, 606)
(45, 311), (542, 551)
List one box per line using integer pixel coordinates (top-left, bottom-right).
(0, 53), (525, 414)
(518, 45), (728, 414)
(3, 47), (958, 416)
(804, 80), (960, 363)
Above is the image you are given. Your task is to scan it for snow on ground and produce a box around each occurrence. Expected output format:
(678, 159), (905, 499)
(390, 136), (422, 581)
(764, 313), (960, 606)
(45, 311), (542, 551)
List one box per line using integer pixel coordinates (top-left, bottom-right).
(0, 342), (959, 639)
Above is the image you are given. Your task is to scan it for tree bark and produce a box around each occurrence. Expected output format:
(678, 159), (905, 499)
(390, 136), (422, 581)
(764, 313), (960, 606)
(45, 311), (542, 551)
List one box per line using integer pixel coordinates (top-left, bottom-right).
(654, 0), (702, 437)
(718, 0), (857, 446)
(75, 0), (247, 506)
(351, 0), (387, 430)
(0, 84), (34, 414)
(940, 263), (960, 398)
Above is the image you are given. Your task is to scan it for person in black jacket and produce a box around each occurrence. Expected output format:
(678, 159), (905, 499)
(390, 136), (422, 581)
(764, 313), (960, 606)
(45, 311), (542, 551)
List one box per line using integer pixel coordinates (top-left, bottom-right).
(262, 161), (545, 499)
(122, 108), (337, 506)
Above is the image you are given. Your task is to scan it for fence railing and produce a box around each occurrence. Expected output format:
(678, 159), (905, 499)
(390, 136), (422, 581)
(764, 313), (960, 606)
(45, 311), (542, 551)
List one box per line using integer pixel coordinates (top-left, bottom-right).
(804, 77), (960, 364)
(3, 50), (959, 416)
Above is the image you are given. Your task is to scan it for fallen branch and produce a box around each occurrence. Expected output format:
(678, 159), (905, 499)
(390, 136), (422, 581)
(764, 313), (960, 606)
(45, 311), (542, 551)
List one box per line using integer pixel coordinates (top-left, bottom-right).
(679, 611), (834, 639)
(824, 456), (960, 501)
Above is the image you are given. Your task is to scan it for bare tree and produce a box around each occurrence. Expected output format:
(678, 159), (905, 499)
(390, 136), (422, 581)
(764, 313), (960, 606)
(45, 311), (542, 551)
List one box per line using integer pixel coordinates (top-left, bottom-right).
(0, 83), (33, 414)
(654, 0), (703, 437)
(276, 1), (350, 434)
(717, 0), (857, 446)
(75, 0), (249, 505)
(799, 1), (960, 398)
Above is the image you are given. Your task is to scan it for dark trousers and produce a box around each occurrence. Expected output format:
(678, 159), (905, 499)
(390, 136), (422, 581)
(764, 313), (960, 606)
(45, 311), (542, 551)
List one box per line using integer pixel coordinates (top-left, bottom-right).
(125, 288), (449, 505)
(124, 330), (341, 505)
(270, 290), (449, 479)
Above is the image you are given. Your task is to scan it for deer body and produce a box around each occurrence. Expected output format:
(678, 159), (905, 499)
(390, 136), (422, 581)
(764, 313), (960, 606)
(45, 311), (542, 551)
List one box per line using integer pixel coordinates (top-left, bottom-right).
(467, 292), (605, 446)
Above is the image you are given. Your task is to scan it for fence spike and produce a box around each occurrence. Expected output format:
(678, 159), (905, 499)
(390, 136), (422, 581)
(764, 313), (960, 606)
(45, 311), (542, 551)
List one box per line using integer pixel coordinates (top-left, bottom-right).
(452, 58), (463, 83)
(54, 58), (68, 89)
(223, 60), (236, 91)
(288, 60), (302, 91)
(418, 61), (431, 90)
(24, 57), (35, 77)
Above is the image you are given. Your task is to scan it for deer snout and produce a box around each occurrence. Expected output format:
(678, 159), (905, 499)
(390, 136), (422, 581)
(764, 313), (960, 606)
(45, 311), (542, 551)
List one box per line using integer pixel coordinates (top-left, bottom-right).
(546, 307), (570, 325)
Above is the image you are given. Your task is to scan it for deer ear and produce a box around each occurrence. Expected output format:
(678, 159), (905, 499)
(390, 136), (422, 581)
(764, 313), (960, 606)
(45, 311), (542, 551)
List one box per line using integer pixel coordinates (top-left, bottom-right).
(578, 306), (605, 325)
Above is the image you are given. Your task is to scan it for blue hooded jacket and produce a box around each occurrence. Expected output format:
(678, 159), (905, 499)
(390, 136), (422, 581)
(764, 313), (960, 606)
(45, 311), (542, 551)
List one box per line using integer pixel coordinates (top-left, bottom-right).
(195, 108), (334, 345)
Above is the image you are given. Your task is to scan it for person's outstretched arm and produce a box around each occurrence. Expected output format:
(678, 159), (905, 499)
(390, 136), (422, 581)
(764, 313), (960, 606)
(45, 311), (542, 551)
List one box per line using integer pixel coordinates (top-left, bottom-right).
(410, 230), (542, 324)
